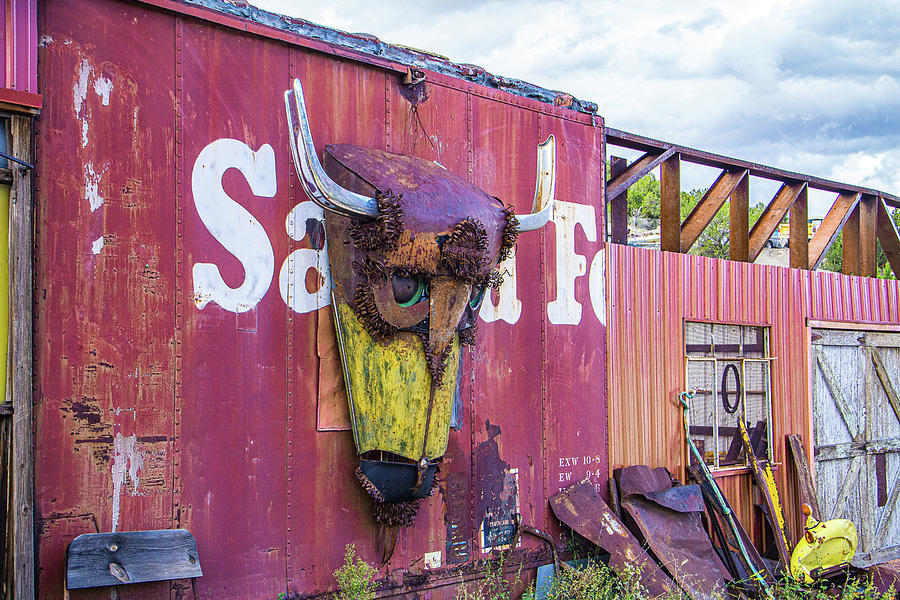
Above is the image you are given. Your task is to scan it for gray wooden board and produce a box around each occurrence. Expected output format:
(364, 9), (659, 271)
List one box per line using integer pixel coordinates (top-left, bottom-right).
(812, 329), (900, 558)
(66, 529), (202, 589)
(787, 434), (821, 519)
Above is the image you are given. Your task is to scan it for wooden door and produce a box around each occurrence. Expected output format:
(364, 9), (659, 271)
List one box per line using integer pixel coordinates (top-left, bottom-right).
(811, 329), (900, 563)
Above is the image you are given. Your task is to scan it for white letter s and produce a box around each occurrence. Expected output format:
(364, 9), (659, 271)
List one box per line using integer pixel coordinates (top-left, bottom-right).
(191, 139), (276, 313)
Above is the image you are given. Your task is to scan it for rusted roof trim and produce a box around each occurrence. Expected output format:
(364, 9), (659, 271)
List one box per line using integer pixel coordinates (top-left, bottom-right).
(134, 0), (599, 116)
(0, 88), (41, 114)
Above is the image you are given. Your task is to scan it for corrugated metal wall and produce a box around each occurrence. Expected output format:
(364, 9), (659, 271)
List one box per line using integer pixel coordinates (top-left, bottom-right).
(0, 0), (37, 94)
(31, 0), (607, 597)
(607, 243), (900, 540)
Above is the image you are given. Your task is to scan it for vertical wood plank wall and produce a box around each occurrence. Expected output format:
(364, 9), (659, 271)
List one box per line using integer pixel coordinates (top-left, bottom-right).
(10, 114), (34, 600)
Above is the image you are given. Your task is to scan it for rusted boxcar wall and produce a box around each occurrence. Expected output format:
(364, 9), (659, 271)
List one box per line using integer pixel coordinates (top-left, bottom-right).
(32, 0), (607, 597)
(606, 243), (900, 541)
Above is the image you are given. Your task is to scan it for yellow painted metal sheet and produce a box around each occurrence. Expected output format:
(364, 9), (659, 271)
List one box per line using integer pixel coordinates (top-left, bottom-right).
(335, 299), (458, 461)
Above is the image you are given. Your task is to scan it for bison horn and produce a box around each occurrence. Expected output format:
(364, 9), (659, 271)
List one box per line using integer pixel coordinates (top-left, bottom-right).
(284, 78), (379, 218)
(515, 134), (556, 232)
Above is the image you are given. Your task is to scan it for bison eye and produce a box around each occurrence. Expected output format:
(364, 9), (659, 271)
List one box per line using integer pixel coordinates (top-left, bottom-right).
(469, 285), (486, 309)
(392, 274), (427, 307)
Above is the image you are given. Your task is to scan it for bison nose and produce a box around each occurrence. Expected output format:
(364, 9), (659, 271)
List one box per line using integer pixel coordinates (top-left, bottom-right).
(427, 276), (471, 360)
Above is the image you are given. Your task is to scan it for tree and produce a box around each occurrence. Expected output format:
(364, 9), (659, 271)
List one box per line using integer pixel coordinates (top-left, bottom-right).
(819, 207), (899, 279)
(621, 172), (898, 278)
(626, 173), (661, 220)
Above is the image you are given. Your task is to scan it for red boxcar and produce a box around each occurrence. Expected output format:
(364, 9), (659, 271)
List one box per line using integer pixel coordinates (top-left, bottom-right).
(32, 0), (607, 597)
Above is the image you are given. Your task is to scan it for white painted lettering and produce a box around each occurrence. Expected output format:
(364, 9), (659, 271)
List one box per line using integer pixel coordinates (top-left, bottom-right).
(480, 248), (522, 324)
(191, 139), (276, 313)
(279, 201), (332, 313)
(589, 247), (606, 325)
(547, 201), (597, 325)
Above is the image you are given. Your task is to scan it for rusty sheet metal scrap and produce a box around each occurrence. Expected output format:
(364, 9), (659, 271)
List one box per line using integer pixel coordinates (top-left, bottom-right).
(680, 391), (775, 600)
(615, 465), (732, 600)
(549, 480), (677, 599)
(866, 559), (900, 595)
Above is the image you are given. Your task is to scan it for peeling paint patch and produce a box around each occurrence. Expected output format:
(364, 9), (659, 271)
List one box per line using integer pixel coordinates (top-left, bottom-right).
(110, 433), (143, 533)
(39, 34), (54, 47)
(91, 236), (104, 254)
(94, 76), (113, 106)
(84, 162), (107, 212)
(74, 58), (92, 115)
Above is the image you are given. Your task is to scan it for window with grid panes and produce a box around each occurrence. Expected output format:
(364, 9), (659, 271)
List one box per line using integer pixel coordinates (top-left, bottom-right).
(684, 322), (773, 469)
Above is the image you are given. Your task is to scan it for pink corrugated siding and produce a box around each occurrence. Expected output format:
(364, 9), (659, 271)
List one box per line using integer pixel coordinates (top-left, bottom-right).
(1, 0), (38, 93)
(607, 243), (900, 542)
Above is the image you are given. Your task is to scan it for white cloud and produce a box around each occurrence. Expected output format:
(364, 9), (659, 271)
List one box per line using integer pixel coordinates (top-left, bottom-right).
(250, 0), (900, 196)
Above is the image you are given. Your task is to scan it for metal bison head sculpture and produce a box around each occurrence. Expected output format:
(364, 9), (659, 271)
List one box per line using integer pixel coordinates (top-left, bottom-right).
(284, 78), (555, 538)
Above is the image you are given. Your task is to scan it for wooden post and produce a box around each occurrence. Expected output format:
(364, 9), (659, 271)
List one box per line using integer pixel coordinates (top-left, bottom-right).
(730, 173), (749, 262)
(660, 153), (681, 253)
(859, 194), (877, 278)
(10, 115), (34, 600)
(609, 156), (628, 244)
(843, 205), (861, 275)
(790, 185), (809, 269)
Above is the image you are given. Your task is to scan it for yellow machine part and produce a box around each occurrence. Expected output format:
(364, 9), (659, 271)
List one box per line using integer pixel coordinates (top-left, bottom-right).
(790, 514), (858, 583)
(335, 299), (459, 462)
(0, 184), (9, 403)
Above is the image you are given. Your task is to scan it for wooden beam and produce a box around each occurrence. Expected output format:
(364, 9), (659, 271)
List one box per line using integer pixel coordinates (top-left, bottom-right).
(859, 194), (878, 278)
(605, 147), (676, 201)
(660, 153), (681, 253)
(809, 192), (860, 270)
(730, 173), (749, 262)
(748, 182), (806, 262)
(680, 169), (748, 253)
(790, 185), (809, 269)
(10, 115), (34, 600)
(876, 197), (900, 278)
(605, 126), (899, 206)
(609, 156), (628, 244)
(787, 434), (821, 519)
(843, 205), (861, 275)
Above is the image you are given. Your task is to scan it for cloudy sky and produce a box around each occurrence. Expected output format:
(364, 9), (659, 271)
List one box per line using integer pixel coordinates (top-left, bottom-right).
(251, 0), (899, 215)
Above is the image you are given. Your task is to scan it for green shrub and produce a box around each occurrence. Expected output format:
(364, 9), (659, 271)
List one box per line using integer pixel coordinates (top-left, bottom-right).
(333, 544), (378, 600)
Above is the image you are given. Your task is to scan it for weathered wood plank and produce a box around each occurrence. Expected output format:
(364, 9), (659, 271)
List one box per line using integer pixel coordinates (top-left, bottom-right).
(660, 153), (681, 253)
(859, 194), (878, 278)
(730, 173), (749, 262)
(680, 168), (748, 253)
(609, 156), (628, 244)
(812, 329), (864, 346)
(843, 205), (861, 275)
(10, 115), (34, 600)
(876, 196), (900, 278)
(863, 361), (875, 550)
(829, 455), (863, 520)
(790, 185), (809, 269)
(809, 192), (861, 270)
(872, 348), (900, 424)
(862, 332), (900, 348)
(787, 434), (821, 519)
(66, 529), (202, 589)
(814, 346), (861, 440)
(748, 182), (806, 262)
(605, 147), (675, 201)
(815, 438), (900, 462)
(875, 467), (900, 547)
